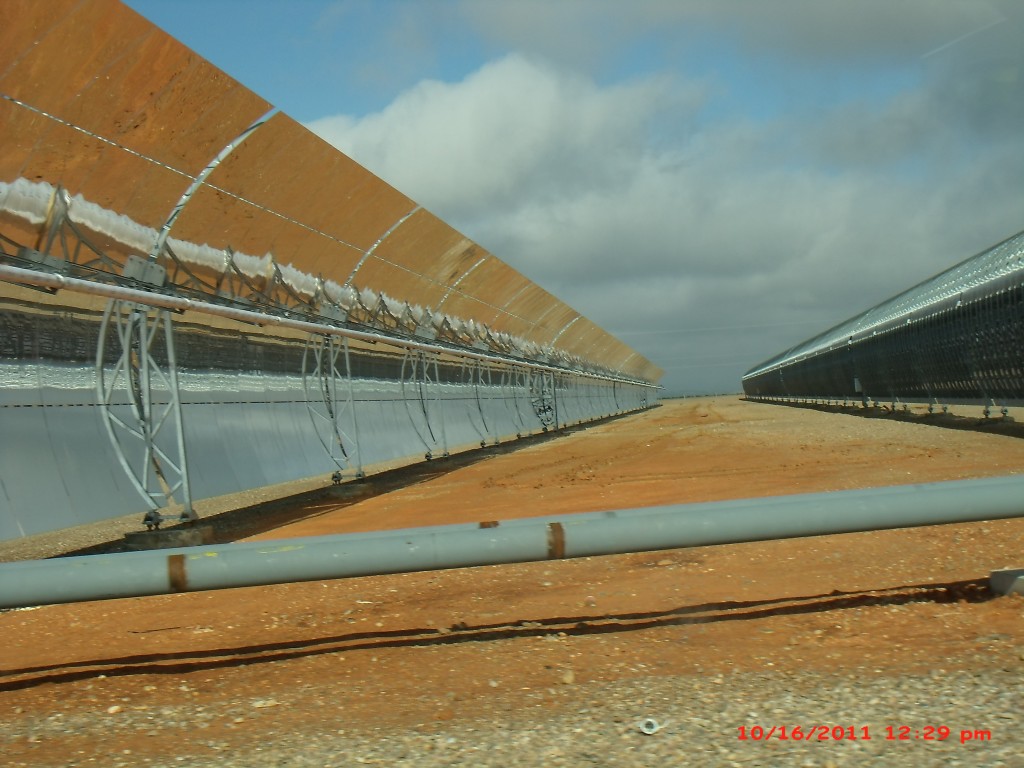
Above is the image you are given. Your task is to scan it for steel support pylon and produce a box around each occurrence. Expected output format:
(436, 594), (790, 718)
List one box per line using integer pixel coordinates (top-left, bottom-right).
(501, 365), (530, 438)
(400, 349), (448, 460)
(96, 300), (194, 528)
(462, 358), (497, 448)
(530, 369), (557, 431)
(302, 334), (363, 478)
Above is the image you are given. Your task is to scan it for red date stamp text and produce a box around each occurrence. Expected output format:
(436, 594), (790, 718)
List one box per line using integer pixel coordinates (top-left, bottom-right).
(737, 725), (992, 744)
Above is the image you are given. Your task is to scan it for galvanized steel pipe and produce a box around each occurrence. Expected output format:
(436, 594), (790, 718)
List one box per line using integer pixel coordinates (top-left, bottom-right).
(2, 474), (1023, 608)
(0, 264), (656, 388)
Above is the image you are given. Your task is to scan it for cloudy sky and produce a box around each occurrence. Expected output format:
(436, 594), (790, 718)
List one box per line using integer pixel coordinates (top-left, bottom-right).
(124, 0), (1024, 395)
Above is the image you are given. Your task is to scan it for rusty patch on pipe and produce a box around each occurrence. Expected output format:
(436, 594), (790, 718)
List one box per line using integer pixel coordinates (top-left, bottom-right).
(167, 554), (188, 592)
(547, 522), (566, 559)
(478, 520), (500, 529)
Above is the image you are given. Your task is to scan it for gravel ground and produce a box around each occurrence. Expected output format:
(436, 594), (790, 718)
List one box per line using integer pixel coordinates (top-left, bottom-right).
(246, 669), (1022, 768)
(10, 668), (1019, 768)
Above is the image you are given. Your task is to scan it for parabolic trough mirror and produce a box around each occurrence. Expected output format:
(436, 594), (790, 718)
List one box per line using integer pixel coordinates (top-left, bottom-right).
(0, 0), (662, 542)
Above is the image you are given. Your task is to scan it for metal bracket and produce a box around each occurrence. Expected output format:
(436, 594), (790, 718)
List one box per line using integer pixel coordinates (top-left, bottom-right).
(983, 399), (1008, 419)
(31, 184), (121, 275)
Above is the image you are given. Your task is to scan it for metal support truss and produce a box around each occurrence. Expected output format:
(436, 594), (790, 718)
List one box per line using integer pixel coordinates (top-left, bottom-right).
(18, 184), (120, 276)
(501, 365), (530, 438)
(302, 334), (363, 478)
(530, 369), (557, 431)
(584, 379), (600, 418)
(96, 299), (195, 528)
(400, 349), (448, 460)
(461, 358), (498, 447)
(1, 262), (659, 393)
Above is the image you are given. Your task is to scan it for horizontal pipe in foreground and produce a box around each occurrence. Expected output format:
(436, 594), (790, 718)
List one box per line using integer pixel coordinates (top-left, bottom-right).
(2, 474), (1023, 609)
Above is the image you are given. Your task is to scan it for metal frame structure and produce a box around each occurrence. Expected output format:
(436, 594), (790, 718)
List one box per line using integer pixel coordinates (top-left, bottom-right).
(743, 228), (1024, 410)
(302, 333), (363, 478)
(461, 357), (497, 448)
(530, 369), (558, 431)
(1, 260), (656, 540)
(1, 163), (653, 538)
(501, 365), (531, 438)
(0, 1), (660, 543)
(13, 190), (203, 528)
(400, 348), (449, 460)
(96, 299), (195, 527)
(0, 261), (658, 391)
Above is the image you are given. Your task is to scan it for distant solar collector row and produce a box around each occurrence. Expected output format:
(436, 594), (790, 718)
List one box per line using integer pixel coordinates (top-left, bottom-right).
(743, 228), (1024, 406)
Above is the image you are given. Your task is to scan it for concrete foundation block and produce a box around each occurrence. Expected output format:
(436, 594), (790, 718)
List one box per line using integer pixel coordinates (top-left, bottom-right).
(989, 568), (1024, 596)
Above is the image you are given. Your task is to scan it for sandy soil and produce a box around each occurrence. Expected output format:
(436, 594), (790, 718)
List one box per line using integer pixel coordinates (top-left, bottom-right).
(2, 397), (1023, 765)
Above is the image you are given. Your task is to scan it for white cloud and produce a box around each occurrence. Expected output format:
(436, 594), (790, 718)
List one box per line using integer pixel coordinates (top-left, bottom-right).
(310, 54), (703, 219)
(307, 13), (1024, 395)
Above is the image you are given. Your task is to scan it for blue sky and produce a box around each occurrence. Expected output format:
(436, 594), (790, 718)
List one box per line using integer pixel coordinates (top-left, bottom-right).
(123, 0), (1024, 395)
